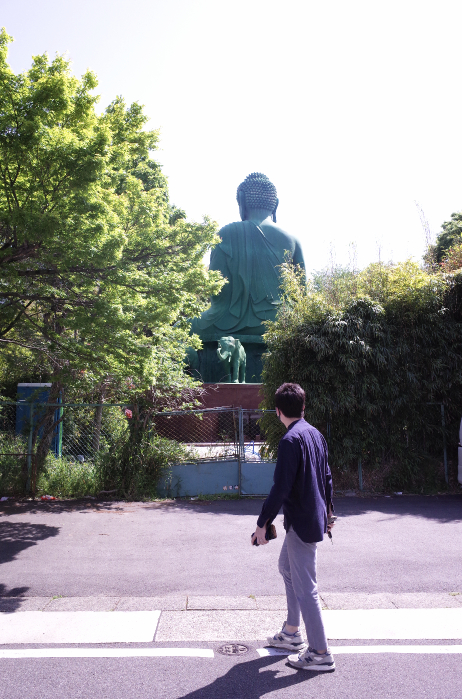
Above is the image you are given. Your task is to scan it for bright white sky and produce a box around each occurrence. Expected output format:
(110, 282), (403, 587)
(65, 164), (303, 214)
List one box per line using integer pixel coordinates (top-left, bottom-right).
(3, 0), (462, 274)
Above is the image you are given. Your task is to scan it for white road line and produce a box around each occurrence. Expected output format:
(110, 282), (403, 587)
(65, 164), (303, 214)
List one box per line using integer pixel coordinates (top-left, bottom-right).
(0, 648), (214, 659)
(331, 645), (462, 654)
(0, 612), (161, 644)
(2, 646), (462, 660)
(257, 645), (462, 657)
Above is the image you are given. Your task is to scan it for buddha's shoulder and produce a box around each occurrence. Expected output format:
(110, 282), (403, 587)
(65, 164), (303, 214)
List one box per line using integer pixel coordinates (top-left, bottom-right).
(260, 222), (300, 247)
(218, 221), (245, 237)
(217, 220), (301, 249)
(219, 220), (293, 236)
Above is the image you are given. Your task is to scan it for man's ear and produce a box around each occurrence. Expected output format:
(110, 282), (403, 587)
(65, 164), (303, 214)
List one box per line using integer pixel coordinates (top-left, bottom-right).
(272, 198), (279, 223)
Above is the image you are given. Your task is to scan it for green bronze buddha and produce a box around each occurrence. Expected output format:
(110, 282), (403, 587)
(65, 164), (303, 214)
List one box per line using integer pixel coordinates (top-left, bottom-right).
(190, 173), (305, 382)
(192, 173), (305, 340)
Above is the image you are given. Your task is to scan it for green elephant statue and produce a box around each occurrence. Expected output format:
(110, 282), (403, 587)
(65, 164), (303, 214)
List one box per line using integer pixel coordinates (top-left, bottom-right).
(217, 336), (246, 383)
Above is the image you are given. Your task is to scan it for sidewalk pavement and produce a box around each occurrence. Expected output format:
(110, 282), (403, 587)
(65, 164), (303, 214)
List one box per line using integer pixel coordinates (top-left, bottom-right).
(1, 593), (461, 643)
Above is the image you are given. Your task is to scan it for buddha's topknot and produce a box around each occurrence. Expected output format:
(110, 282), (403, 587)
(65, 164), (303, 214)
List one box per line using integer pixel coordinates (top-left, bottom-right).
(236, 173), (278, 212)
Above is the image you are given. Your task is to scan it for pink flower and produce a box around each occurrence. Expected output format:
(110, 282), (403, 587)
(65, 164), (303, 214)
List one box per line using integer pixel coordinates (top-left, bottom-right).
(124, 409), (133, 419)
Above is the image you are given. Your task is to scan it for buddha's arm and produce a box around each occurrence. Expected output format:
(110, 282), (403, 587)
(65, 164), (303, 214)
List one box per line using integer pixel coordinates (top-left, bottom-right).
(208, 243), (232, 303)
(209, 244), (228, 273)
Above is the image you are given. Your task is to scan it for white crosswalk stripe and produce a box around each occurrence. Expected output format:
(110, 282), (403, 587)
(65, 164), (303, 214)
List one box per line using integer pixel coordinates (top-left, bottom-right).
(0, 648), (214, 659)
(1, 608), (461, 654)
(258, 645), (462, 657)
(322, 608), (462, 640)
(0, 611), (160, 644)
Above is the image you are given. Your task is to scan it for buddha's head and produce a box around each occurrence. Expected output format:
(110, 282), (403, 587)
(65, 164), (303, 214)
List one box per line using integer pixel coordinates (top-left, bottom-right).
(236, 173), (279, 223)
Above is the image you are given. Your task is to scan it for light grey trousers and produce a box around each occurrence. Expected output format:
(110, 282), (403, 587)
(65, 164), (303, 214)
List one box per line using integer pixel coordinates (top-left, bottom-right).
(278, 526), (328, 651)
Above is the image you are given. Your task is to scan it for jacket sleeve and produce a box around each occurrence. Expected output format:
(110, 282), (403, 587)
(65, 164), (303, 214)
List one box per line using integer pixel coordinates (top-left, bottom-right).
(257, 437), (299, 528)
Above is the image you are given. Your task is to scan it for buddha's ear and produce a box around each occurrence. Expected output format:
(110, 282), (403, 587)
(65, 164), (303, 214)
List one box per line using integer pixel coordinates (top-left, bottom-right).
(272, 198), (279, 223)
(237, 189), (246, 221)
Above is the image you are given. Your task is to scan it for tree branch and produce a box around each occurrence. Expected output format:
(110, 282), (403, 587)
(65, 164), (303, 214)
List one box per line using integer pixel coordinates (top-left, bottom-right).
(0, 299), (34, 337)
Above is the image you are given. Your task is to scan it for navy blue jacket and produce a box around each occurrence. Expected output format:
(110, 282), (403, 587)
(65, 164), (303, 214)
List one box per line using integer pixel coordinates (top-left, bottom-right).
(257, 418), (333, 543)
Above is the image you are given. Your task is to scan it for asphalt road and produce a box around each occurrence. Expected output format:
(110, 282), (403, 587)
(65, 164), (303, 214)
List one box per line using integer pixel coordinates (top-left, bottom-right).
(1, 643), (461, 699)
(1, 494), (461, 699)
(1, 495), (461, 597)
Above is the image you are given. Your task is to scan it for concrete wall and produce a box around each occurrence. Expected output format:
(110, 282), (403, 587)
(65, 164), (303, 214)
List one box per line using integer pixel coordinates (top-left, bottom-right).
(157, 460), (276, 498)
(241, 461), (276, 496)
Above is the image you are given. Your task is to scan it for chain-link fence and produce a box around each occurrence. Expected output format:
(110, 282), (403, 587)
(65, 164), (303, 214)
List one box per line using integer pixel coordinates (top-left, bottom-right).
(239, 409), (277, 462)
(151, 408), (240, 460)
(0, 401), (28, 493)
(0, 401), (279, 496)
(1, 397), (453, 498)
(59, 404), (128, 461)
(151, 408), (278, 462)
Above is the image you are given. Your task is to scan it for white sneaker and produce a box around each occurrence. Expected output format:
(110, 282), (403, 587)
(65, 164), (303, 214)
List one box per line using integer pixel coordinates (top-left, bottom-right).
(288, 646), (335, 671)
(266, 622), (306, 651)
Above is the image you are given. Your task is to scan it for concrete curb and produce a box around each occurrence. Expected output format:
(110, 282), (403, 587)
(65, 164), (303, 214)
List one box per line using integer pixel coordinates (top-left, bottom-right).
(0, 593), (460, 613)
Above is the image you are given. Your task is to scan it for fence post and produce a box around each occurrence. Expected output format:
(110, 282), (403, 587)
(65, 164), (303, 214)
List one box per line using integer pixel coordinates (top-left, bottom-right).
(358, 458), (363, 491)
(56, 394), (63, 458)
(238, 408), (244, 461)
(238, 409), (244, 495)
(237, 451), (242, 496)
(441, 404), (448, 485)
(26, 403), (34, 493)
(93, 402), (103, 453)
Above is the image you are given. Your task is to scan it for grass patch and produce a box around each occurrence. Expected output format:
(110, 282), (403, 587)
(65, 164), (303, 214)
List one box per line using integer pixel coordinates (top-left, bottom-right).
(0, 433), (27, 495)
(37, 457), (100, 498)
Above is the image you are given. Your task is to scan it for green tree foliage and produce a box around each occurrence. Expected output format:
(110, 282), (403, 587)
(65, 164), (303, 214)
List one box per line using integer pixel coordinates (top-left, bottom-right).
(261, 261), (462, 491)
(0, 29), (223, 469)
(433, 211), (462, 263)
(311, 265), (358, 309)
(439, 242), (462, 273)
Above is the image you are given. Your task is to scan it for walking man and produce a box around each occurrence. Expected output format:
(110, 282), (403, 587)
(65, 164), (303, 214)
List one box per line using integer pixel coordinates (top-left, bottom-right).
(251, 383), (335, 671)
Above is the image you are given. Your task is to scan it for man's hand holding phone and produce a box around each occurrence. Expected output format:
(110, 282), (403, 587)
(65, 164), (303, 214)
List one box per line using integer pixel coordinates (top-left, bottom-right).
(251, 523), (269, 546)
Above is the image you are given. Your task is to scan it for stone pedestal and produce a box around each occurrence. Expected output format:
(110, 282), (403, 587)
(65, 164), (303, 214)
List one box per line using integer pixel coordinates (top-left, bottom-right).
(199, 383), (264, 410)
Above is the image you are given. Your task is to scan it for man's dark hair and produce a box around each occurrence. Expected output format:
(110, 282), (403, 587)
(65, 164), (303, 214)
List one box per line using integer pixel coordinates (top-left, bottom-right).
(274, 383), (305, 418)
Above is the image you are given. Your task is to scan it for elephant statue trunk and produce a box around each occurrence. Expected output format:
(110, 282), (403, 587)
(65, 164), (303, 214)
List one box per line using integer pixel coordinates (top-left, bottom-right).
(216, 347), (230, 362)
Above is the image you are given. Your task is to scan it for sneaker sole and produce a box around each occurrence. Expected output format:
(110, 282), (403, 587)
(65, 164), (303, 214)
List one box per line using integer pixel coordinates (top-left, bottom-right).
(288, 659), (335, 672)
(267, 639), (307, 651)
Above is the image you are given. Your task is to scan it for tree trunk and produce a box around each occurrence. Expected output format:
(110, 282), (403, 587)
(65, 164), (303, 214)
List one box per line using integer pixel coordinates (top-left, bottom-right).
(93, 382), (107, 453)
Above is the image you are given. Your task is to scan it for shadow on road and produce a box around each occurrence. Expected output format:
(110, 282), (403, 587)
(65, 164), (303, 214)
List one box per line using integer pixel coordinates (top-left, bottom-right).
(333, 494), (462, 524)
(153, 495), (462, 524)
(0, 500), (127, 516)
(1, 494), (461, 523)
(0, 584), (30, 610)
(179, 655), (321, 699)
(0, 521), (60, 566)
(0, 521), (59, 608)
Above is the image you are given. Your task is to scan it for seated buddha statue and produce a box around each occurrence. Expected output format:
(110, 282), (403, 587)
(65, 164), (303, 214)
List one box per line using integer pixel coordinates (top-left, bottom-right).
(191, 172), (305, 341)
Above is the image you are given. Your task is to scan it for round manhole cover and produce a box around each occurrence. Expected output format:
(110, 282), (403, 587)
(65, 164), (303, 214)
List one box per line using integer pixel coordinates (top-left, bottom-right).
(217, 643), (250, 656)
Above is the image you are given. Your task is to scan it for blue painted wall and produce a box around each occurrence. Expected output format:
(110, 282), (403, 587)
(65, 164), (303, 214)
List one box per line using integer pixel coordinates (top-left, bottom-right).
(157, 460), (276, 498)
(16, 383), (62, 456)
(241, 462), (276, 495)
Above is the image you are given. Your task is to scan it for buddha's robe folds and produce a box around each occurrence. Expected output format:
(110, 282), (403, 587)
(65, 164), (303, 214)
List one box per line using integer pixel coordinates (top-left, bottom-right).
(192, 220), (304, 339)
